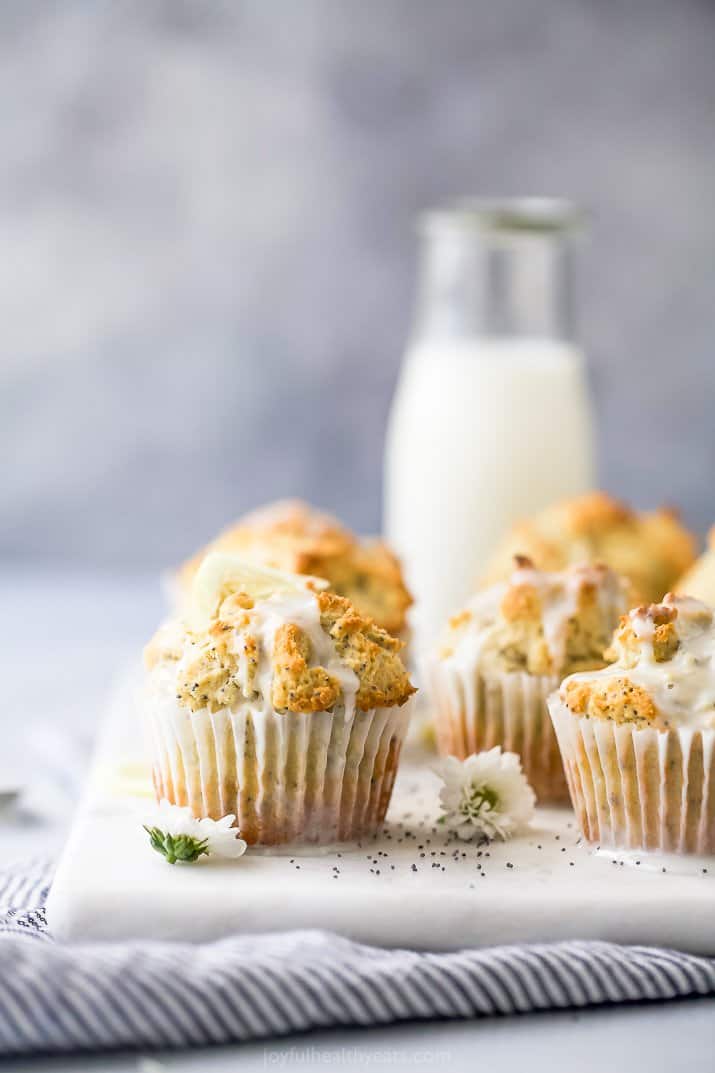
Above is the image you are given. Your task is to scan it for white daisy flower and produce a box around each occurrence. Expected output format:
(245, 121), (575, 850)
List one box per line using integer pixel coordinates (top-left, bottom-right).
(435, 748), (536, 842)
(143, 799), (247, 864)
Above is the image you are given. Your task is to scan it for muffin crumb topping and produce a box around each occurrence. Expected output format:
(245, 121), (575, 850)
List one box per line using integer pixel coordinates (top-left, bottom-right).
(560, 593), (715, 729)
(439, 559), (631, 677)
(146, 561), (415, 716)
(483, 491), (697, 602)
(176, 499), (412, 635)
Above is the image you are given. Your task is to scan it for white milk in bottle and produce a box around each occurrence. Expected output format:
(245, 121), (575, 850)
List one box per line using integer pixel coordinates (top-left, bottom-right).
(384, 200), (594, 651)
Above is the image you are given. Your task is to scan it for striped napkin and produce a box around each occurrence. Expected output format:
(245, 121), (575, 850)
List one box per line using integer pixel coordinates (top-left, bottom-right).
(1, 860), (714, 1057)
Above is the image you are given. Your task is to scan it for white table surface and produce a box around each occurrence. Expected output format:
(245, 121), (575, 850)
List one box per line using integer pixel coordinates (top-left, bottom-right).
(1, 567), (714, 1072)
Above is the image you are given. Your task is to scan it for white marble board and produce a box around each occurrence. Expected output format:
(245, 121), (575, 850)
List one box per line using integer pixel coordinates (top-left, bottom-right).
(47, 675), (715, 952)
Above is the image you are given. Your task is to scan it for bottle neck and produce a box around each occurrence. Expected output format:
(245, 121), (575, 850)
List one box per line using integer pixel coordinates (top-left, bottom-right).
(413, 216), (577, 343)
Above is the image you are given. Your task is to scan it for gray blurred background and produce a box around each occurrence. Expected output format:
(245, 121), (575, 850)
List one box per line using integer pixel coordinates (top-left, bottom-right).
(2, 0), (715, 569)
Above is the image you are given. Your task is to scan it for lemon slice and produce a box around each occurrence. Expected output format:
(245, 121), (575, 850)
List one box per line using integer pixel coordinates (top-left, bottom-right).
(190, 552), (328, 625)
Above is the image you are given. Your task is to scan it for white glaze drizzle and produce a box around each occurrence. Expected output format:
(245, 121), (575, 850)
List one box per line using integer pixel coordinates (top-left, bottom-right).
(251, 591), (359, 722)
(445, 562), (628, 674)
(173, 590), (359, 721)
(562, 594), (715, 729)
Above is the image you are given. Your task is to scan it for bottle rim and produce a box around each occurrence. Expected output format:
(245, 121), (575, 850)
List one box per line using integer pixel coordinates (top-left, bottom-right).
(419, 197), (586, 235)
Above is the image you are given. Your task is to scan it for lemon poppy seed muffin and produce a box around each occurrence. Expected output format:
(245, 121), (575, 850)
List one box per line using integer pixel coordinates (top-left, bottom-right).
(549, 594), (715, 854)
(145, 557), (415, 846)
(176, 499), (412, 637)
(675, 525), (715, 606)
(483, 491), (697, 603)
(427, 559), (632, 802)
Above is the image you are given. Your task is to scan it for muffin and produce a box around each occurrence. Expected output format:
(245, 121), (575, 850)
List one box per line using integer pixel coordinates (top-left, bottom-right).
(426, 559), (632, 803)
(675, 525), (715, 605)
(549, 594), (715, 854)
(483, 491), (697, 603)
(145, 555), (416, 845)
(175, 499), (412, 637)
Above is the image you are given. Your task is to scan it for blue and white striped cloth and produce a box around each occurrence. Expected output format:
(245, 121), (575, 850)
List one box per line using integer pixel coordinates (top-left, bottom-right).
(1, 860), (715, 1056)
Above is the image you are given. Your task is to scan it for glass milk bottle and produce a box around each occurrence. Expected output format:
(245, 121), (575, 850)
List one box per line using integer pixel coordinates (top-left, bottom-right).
(384, 199), (595, 651)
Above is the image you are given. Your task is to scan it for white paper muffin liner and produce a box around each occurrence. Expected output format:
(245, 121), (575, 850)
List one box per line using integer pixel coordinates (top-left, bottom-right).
(147, 697), (411, 846)
(426, 660), (568, 803)
(548, 695), (715, 854)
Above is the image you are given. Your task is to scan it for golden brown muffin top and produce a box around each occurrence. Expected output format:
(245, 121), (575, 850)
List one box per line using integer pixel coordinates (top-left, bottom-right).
(560, 593), (715, 730)
(145, 582), (415, 717)
(483, 491), (697, 604)
(674, 524), (715, 606)
(439, 558), (632, 677)
(176, 499), (412, 635)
